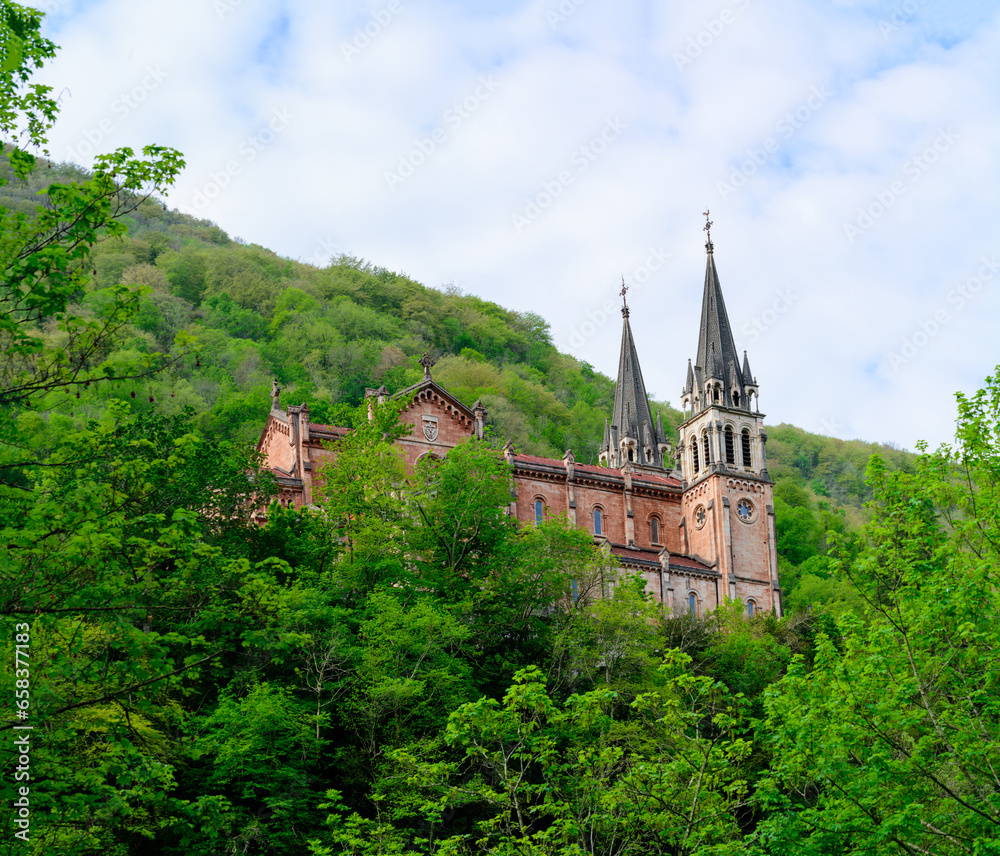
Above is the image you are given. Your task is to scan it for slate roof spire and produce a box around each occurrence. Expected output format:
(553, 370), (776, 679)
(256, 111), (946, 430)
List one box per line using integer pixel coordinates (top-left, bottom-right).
(609, 292), (660, 468)
(742, 350), (754, 385)
(696, 245), (740, 385)
(686, 219), (754, 412)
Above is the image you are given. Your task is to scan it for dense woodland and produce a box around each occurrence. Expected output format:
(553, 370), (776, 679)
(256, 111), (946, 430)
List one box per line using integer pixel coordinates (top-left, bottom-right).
(3, 4), (1000, 854)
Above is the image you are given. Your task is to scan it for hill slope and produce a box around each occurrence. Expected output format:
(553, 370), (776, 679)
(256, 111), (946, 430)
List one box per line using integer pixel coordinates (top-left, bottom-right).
(1, 155), (916, 608)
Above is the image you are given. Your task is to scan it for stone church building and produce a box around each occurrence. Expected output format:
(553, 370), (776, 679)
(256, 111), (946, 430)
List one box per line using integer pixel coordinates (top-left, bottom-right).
(257, 234), (782, 617)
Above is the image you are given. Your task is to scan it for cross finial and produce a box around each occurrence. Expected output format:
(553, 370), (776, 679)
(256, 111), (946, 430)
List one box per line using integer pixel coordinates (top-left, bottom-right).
(703, 209), (714, 251)
(418, 352), (436, 381)
(620, 275), (629, 317)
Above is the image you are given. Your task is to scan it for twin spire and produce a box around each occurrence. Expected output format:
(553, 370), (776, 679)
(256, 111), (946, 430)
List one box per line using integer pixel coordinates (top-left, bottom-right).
(600, 216), (760, 470)
(683, 225), (758, 413)
(600, 296), (668, 468)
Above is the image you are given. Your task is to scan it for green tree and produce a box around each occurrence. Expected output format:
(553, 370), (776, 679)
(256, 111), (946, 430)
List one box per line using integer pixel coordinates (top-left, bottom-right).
(316, 399), (410, 595)
(0, 406), (277, 852)
(0, 136), (184, 407)
(757, 367), (1000, 855)
(391, 654), (751, 856)
(407, 439), (515, 601)
(0, 1), (185, 507)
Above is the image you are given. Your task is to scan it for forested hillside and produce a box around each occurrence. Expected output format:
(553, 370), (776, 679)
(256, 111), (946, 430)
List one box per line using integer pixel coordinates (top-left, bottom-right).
(0, 152), (628, 462)
(10, 7), (1000, 853)
(0, 151), (916, 609)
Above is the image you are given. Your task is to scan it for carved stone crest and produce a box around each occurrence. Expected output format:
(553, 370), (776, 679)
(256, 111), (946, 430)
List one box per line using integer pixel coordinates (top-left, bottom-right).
(422, 415), (439, 442)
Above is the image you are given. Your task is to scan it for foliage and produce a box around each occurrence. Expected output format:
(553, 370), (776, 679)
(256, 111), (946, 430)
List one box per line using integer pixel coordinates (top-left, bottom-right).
(0, 405), (277, 852)
(315, 399), (410, 591)
(386, 653), (751, 856)
(1, 142), (184, 412)
(408, 439), (516, 600)
(757, 366), (1000, 855)
(4, 6), (993, 854)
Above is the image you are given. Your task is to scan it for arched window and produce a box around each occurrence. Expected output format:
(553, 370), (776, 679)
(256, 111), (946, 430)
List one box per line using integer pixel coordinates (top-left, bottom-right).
(713, 387), (720, 402)
(688, 592), (697, 615)
(702, 432), (712, 465)
(593, 506), (603, 537)
(741, 429), (752, 468)
(650, 516), (660, 545)
(746, 599), (756, 618)
(534, 499), (544, 525)
(692, 438), (700, 474)
(733, 391), (740, 407)
(724, 426), (735, 464)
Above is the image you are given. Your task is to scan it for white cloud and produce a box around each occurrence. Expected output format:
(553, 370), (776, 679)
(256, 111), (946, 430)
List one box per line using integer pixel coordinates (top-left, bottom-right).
(30, 0), (1000, 450)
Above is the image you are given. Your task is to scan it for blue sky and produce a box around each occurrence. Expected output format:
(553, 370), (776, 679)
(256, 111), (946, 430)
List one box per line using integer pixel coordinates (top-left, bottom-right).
(34, 0), (1000, 450)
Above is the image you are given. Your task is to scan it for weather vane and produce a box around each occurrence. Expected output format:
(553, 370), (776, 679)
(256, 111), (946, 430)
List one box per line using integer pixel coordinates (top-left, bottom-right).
(620, 275), (629, 315)
(703, 209), (713, 249)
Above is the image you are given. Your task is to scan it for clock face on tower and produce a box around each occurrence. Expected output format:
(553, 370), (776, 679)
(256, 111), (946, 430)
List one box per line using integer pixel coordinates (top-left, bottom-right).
(736, 498), (754, 523)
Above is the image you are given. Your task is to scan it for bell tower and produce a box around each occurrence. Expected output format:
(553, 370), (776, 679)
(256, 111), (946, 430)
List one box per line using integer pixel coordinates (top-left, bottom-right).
(678, 215), (782, 615)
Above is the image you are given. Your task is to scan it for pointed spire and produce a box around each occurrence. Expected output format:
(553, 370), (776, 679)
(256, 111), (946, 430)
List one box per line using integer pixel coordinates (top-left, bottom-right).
(690, 229), (743, 410)
(742, 350), (754, 385)
(607, 301), (658, 468)
(656, 410), (666, 443)
(472, 399), (487, 439)
(685, 359), (694, 395)
(601, 418), (611, 453)
(708, 342), (722, 379)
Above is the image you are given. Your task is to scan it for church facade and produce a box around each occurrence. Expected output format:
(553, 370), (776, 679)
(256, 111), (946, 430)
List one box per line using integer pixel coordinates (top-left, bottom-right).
(257, 234), (782, 617)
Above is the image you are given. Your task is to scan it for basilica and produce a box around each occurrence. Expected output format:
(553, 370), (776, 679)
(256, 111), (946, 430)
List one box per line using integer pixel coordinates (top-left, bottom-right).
(257, 230), (782, 616)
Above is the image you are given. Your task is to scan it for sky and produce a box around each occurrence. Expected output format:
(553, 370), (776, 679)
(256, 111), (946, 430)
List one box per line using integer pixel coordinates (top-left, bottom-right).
(33, 0), (1000, 451)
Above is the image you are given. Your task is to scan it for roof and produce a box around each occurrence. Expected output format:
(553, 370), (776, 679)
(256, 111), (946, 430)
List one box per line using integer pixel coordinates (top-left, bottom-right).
(575, 461), (618, 477)
(511, 454), (681, 488)
(667, 555), (715, 572)
(696, 248), (740, 383)
(610, 546), (716, 575)
(611, 545), (662, 566)
(742, 350), (755, 386)
(689, 244), (755, 412)
(396, 377), (477, 421)
(633, 471), (682, 488)
(512, 453), (567, 468)
(610, 312), (662, 467)
(309, 423), (350, 437)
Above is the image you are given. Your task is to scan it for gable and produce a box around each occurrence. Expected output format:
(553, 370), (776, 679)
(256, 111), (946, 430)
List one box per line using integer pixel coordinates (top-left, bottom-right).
(395, 380), (477, 467)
